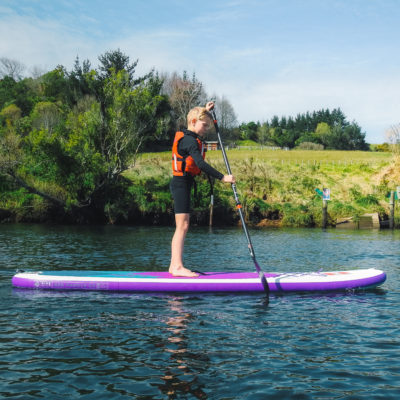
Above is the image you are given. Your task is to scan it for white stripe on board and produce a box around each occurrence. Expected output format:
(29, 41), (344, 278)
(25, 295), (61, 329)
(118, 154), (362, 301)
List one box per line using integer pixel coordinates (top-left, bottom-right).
(15, 269), (382, 284)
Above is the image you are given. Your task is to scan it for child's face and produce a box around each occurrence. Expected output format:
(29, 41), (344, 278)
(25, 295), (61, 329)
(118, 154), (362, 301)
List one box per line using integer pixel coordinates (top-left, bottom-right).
(191, 117), (211, 136)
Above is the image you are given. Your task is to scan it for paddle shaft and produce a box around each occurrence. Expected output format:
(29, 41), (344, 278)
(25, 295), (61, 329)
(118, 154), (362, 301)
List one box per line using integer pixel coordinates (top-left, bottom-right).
(211, 110), (270, 298)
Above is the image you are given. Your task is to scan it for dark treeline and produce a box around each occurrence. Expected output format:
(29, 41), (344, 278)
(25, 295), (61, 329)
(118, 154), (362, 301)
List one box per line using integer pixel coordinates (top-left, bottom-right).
(238, 109), (369, 150)
(0, 50), (370, 224)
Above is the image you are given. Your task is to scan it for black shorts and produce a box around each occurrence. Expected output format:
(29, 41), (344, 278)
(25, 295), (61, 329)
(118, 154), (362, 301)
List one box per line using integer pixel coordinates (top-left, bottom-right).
(170, 176), (194, 214)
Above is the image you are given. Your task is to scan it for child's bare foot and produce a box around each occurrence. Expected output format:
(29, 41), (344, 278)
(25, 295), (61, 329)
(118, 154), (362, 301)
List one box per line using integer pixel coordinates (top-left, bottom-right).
(169, 266), (198, 277)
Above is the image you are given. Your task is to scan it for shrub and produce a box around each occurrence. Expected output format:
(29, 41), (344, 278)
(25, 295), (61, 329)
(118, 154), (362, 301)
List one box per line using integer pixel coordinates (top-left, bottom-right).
(281, 203), (314, 227)
(355, 194), (380, 207)
(297, 142), (324, 150)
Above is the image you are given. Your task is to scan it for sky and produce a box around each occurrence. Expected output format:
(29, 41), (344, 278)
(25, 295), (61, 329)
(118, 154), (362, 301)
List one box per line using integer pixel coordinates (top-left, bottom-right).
(1, 0), (399, 143)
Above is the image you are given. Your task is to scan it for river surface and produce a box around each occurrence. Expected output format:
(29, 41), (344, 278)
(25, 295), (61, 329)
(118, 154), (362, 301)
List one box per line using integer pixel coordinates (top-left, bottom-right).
(0, 224), (399, 399)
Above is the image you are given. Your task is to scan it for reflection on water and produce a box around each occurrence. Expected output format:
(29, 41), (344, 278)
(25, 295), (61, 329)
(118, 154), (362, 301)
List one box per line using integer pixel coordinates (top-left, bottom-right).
(158, 299), (207, 399)
(1, 224), (400, 399)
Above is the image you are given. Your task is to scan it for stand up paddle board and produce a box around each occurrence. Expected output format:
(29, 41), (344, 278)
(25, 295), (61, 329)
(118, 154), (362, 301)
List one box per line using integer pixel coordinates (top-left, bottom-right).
(12, 268), (386, 293)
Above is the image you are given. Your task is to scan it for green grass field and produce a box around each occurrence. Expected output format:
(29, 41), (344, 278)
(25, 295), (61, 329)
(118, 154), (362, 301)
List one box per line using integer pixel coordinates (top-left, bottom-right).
(129, 149), (398, 227)
(137, 148), (391, 164)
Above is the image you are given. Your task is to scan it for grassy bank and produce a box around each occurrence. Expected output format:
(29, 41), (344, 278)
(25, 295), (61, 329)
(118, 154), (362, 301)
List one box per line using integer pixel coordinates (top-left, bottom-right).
(1, 149), (399, 227)
(128, 149), (398, 227)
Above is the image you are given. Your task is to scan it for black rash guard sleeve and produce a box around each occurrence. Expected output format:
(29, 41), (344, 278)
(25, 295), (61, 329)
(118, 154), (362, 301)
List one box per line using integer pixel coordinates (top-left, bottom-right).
(178, 134), (224, 180)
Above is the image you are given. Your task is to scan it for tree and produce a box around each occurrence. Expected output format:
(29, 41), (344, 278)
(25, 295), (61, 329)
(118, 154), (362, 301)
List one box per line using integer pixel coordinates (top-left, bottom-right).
(101, 70), (170, 175)
(0, 51), (171, 221)
(162, 71), (207, 129)
(67, 56), (93, 104)
(314, 122), (331, 147)
(0, 114), (67, 209)
(0, 104), (22, 128)
(331, 108), (347, 127)
(0, 130), (23, 180)
(256, 123), (271, 145)
(209, 95), (237, 141)
(56, 69), (170, 210)
(214, 95), (237, 132)
(239, 122), (259, 141)
(343, 123), (368, 150)
(41, 66), (73, 105)
(385, 124), (400, 154)
(270, 115), (279, 128)
(265, 108), (368, 150)
(98, 49), (143, 83)
(31, 102), (62, 133)
(0, 76), (36, 115)
(0, 57), (25, 80)
(274, 128), (298, 148)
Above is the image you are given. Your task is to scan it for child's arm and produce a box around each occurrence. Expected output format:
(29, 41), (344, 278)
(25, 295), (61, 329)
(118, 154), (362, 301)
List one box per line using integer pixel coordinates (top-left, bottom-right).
(186, 139), (224, 180)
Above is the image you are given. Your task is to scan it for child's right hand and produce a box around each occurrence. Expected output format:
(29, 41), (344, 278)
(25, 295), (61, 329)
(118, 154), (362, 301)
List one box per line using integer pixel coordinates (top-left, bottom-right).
(205, 101), (215, 111)
(222, 175), (236, 184)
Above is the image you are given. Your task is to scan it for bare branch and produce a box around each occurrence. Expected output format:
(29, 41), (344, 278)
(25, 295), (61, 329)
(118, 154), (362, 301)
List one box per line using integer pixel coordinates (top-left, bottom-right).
(162, 71), (207, 129)
(0, 57), (25, 80)
(386, 124), (400, 154)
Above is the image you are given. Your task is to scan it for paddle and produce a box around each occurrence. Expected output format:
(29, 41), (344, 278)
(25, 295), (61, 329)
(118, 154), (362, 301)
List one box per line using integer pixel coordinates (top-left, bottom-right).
(210, 108), (270, 301)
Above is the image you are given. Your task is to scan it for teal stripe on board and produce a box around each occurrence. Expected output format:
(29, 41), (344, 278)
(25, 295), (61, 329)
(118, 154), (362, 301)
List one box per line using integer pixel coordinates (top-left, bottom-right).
(39, 271), (158, 279)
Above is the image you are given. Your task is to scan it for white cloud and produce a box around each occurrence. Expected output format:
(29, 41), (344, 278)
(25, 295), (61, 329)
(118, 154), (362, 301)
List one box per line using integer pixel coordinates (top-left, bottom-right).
(1, 2), (398, 144)
(0, 10), (193, 76)
(0, 10), (102, 71)
(109, 30), (194, 76)
(209, 75), (400, 143)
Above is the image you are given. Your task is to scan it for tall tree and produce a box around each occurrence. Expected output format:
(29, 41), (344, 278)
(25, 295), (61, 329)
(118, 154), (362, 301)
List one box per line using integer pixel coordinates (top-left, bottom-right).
(67, 56), (93, 104)
(211, 95), (237, 140)
(162, 71), (207, 129)
(98, 49), (151, 86)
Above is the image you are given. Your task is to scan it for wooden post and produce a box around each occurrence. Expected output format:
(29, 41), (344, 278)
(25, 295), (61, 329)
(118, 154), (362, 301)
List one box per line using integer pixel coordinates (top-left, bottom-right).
(389, 191), (395, 229)
(322, 199), (328, 229)
(209, 194), (214, 227)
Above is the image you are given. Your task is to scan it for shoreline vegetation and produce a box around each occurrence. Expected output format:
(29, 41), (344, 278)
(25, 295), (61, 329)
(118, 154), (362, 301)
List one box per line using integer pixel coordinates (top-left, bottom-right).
(129, 148), (399, 229)
(1, 50), (399, 228)
(1, 148), (399, 229)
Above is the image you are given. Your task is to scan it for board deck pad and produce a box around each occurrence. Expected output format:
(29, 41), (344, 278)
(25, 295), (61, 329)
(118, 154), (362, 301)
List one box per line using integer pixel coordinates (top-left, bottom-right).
(12, 268), (386, 293)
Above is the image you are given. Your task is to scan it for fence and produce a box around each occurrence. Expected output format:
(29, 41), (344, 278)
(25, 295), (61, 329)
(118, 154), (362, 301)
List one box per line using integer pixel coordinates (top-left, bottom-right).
(258, 159), (384, 167)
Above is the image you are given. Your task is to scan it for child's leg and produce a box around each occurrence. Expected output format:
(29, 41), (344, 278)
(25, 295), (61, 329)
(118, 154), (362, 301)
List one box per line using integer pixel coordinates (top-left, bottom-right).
(169, 213), (198, 277)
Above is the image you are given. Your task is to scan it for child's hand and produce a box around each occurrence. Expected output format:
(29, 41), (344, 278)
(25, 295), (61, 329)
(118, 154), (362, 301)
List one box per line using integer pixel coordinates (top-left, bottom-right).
(205, 101), (215, 111)
(222, 175), (235, 184)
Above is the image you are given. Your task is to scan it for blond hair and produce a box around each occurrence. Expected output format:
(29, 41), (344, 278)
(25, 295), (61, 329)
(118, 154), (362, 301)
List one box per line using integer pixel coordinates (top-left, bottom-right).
(187, 107), (212, 127)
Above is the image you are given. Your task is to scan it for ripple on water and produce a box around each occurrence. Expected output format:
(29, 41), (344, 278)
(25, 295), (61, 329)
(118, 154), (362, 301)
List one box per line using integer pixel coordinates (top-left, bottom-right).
(1, 225), (400, 399)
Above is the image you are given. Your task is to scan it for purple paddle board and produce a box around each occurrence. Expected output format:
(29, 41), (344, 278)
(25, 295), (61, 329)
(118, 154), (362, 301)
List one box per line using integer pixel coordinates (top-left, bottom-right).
(12, 268), (386, 293)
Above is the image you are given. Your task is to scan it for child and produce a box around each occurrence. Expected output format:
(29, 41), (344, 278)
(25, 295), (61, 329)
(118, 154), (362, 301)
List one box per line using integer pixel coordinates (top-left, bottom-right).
(169, 101), (235, 277)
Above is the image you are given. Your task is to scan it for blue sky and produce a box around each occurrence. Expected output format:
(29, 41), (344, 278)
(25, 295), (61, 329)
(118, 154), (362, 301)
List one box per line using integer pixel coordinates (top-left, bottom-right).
(1, 0), (399, 143)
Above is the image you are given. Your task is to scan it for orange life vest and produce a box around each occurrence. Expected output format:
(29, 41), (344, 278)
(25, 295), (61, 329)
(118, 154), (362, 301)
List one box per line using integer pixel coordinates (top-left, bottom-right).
(172, 131), (206, 176)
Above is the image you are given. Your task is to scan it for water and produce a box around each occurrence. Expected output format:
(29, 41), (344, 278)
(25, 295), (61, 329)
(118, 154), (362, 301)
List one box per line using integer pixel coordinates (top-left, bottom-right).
(1, 224), (399, 399)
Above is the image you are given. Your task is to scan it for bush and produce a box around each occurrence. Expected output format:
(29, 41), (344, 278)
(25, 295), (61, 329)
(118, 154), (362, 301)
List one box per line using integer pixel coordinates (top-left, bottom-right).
(236, 140), (260, 147)
(355, 194), (380, 207)
(281, 203), (314, 227)
(371, 143), (390, 152)
(297, 142), (324, 150)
